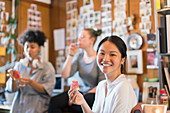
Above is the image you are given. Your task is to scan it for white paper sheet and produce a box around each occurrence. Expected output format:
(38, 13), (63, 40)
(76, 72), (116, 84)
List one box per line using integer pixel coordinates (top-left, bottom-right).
(53, 28), (65, 51)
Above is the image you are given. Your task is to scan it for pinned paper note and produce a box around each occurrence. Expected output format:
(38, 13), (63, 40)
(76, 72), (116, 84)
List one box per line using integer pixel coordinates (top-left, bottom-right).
(53, 28), (65, 51)
(0, 47), (6, 56)
(0, 73), (6, 84)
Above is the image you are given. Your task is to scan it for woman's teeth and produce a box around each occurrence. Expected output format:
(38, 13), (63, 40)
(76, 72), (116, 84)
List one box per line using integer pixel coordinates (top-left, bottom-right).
(103, 64), (111, 66)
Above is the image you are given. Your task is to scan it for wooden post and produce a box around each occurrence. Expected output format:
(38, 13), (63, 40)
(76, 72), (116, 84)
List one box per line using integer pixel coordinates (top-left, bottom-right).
(11, 0), (15, 62)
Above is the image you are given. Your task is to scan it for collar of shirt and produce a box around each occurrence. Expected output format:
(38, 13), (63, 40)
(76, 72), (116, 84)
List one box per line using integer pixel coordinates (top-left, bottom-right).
(106, 74), (125, 92)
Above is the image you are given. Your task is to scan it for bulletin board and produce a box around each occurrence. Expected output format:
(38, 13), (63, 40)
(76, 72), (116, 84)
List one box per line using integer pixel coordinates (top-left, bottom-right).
(0, 0), (12, 86)
(0, 0), (51, 86)
(50, 0), (159, 92)
(17, 0), (51, 60)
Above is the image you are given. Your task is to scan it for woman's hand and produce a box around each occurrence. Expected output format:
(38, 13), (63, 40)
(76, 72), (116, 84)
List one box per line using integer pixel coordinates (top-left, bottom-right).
(69, 43), (78, 56)
(7, 69), (21, 80)
(18, 77), (32, 87)
(68, 89), (85, 105)
(7, 69), (16, 80)
(68, 89), (94, 113)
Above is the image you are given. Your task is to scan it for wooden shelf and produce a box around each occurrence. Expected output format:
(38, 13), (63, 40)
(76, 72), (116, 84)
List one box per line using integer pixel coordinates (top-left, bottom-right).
(157, 8), (170, 15)
(159, 53), (170, 56)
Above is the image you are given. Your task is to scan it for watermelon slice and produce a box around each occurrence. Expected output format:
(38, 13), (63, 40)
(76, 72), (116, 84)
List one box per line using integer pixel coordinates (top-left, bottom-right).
(71, 80), (79, 91)
(13, 70), (21, 80)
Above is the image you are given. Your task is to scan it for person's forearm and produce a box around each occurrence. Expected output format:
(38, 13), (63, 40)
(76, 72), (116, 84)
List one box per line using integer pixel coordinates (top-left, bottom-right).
(81, 101), (94, 113)
(87, 87), (96, 93)
(29, 80), (47, 94)
(61, 55), (73, 78)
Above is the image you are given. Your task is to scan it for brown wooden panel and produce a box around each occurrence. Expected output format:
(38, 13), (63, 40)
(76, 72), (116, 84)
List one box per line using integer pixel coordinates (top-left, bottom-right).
(49, 0), (159, 93)
(18, 1), (50, 37)
(17, 0), (51, 61)
(0, 0), (12, 66)
(0, 0), (12, 86)
(49, 0), (60, 69)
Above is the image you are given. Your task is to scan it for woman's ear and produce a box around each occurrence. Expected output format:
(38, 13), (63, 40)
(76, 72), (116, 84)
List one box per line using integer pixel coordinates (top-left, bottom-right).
(90, 37), (95, 44)
(121, 56), (126, 64)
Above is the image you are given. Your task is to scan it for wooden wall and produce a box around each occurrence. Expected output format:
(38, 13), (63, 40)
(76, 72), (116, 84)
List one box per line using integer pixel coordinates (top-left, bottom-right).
(1, 0), (51, 62)
(50, 0), (159, 92)
(0, 0), (12, 67)
(49, 0), (63, 67)
(1, 0), (159, 92)
(0, 0), (50, 86)
(17, 0), (51, 60)
(0, 0), (12, 86)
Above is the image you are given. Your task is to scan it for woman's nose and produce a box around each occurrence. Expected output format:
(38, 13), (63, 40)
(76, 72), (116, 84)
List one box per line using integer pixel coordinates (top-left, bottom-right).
(103, 54), (110, 61)
(27, 48), (31, 52)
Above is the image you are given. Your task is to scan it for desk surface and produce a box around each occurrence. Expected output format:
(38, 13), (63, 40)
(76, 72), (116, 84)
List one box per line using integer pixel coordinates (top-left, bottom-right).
(0, 104), (169, 113)
(0, 104), (11, 110)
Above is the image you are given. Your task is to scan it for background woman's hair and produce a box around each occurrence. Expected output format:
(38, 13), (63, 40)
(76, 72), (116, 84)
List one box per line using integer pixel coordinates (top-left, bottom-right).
(84, 28), (102, 43)
(97, 35), (127, 73)
(18, 30), (46, 46)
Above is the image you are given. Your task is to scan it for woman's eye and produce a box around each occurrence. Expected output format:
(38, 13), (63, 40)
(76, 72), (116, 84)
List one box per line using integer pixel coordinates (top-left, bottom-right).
(110, 54), (116, 56)
(99, 52), (105, 55)
(31, 46), (35, 49)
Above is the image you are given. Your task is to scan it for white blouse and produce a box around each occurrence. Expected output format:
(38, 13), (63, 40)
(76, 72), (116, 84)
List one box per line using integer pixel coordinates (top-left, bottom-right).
(92, 74), (137, 113)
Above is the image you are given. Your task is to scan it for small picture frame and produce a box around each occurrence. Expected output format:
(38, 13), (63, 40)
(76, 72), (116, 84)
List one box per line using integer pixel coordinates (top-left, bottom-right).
(53, 74), (64, 93)
(126, 50), (143, 74)
(142, 82), (160, 104)
(30, 4), (37, 11)
(141, 104), (167, 113)
(146, 49), (158, 69)
(147, 33), (156, 48)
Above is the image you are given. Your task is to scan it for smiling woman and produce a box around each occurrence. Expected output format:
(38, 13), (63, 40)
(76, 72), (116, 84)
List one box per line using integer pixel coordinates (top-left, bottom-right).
(68, 35), (137, 113)
(96, 40), (125, 77)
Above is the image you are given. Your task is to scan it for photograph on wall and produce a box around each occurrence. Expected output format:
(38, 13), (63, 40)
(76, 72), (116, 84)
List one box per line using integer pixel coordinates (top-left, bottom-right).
(66, 0), (77, 12)
(27, 4), (42, 30)
(147, 33), (156, 48)
(101, 3), (112, 38)
(30, 4), (37, 10)
(147, 49), (158, 69)
(112, 0), (127, 36)
(142, 82), (160, 104)
(72, 9), (78, 19)
(126, 50), (143, 74)
(102, 0), (111, 5)
(139, 0), (152, 34)
(94, 11), (101, 24)
(141, 16), (150, 22)
(83, 0), (93, 6)
(80, 5), (93, 14)
(66, 0), (78, 50)
(130, 55), (138, 68)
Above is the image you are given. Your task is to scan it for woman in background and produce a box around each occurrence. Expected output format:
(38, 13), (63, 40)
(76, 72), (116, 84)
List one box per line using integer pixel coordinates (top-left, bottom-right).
(6, 30), (56, 113)
(48, 28), (105, 113)
(68, 36), (137, 113)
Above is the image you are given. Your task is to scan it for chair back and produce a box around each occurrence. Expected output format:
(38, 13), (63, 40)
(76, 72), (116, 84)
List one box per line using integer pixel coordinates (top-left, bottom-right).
(131, 103), (143, 113)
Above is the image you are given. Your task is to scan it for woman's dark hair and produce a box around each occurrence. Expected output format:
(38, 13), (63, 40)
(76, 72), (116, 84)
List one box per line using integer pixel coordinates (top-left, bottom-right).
(18, 30), (46, 46)
(97, 35), (127, 73)
(84, 28), (102, 44)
